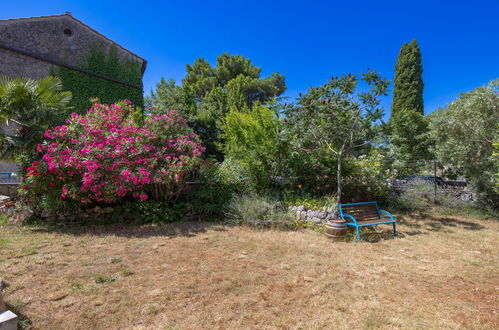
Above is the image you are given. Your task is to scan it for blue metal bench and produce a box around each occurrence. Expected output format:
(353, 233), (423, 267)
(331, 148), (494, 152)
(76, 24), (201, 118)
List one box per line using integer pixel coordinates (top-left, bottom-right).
(339, 201), (396, 242)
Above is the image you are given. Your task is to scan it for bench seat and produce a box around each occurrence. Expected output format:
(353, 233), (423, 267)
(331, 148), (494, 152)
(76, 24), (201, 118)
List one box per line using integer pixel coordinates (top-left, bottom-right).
(339, 201), (396, 241)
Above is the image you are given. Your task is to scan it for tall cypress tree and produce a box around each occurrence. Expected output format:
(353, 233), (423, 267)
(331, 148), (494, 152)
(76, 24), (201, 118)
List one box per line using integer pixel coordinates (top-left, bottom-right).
(391, 39), (424, 119)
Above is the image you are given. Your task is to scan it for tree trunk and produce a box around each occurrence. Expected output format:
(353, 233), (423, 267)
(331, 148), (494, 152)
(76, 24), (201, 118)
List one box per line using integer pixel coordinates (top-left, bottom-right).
(336, 153), (342, 204)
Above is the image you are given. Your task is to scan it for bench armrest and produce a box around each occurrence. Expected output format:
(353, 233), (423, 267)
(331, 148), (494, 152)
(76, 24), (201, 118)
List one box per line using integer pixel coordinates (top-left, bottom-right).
(378, 210), (394, 221)
(341, 213), (358, 225)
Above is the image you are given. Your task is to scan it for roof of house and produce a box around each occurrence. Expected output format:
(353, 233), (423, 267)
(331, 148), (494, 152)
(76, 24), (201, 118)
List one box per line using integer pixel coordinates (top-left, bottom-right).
(0, 12), (147, 74)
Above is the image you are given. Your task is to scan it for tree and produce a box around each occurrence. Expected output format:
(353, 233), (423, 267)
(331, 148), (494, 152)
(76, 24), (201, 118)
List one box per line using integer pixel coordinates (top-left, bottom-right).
(391, 39), (424, 118)
(387, 109), (433, 176)
(0, 76), (71, 170)
(183, 53), (285, 104)
(286, 70), (389, 202)
(429, 80), (499, 207)
(492, 125), (499, 192)
(388, 40), (430, 169)
(148, 53), (286, 159)
(222, 103), (286, 189)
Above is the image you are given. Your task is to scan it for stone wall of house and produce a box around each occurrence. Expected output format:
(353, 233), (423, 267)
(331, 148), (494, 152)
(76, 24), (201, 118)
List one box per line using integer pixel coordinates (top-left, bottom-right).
(0, 14), (146, 173)
(0, 14), (144, 79)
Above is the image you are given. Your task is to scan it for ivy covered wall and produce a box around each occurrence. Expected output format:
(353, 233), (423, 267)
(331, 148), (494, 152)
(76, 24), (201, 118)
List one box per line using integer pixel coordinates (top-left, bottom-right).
(56, 45), (144, 113)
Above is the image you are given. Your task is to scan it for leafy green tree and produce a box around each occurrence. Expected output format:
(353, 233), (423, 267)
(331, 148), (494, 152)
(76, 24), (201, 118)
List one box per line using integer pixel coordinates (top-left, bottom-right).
(147, 78), (196, 119)
(387, 109), (433, 176)
(0, 76), (71, 170)
(388, 39), (430, 170)
(286, 70), (389, 202)
(149, 53), (286, 159)
(492, 126), (499, 192)
(222, 103), (286, 189)
(391, 39), (424, 118)
(429, 80), (499, 206)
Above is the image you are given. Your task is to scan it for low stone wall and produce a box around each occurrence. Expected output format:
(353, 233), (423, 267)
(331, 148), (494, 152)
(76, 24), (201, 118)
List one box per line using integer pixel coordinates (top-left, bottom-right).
(289, 205), (340, 224)
(0, 184), (18, 197)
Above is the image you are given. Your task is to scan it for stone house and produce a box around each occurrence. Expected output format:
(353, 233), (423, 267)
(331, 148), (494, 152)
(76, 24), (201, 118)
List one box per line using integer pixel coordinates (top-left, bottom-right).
(0, 12), (147, 173)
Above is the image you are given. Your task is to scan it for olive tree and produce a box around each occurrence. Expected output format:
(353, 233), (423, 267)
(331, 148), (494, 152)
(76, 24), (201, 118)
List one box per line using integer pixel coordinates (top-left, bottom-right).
(285, 70), (389, 202)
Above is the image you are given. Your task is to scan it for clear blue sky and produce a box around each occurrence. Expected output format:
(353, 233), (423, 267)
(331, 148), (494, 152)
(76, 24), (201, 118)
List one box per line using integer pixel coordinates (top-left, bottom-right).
(1, 0), (498, 118)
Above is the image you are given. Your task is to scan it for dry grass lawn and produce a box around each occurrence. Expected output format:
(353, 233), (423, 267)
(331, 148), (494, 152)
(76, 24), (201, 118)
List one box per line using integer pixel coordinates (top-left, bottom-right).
(0, 212), (498, 329)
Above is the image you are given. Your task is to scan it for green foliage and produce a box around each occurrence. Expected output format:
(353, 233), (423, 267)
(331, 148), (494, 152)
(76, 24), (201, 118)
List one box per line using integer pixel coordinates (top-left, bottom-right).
(387, 40), (429, 171)
(0, 76), (71, 169)
(391, 39), (424, 118)
(392, 182), (499, 219)
(186, 159), (247, 216)
(183, 53), (285, 103)
(387, 108), (433, 175)
(111, 201), (187, 224)
(222, 103), (286, 189)
(285, 70), (389, 202)
(280, 193), (337, 211)
(429, 79), (499, 207)
(394, 182), (459, 211)
(57, 45), (144, 113)
(492, 125), (499, 192)
(148, 53), (286, 159)
(344, 150), (393, 202)
(225, 193), (294, 227)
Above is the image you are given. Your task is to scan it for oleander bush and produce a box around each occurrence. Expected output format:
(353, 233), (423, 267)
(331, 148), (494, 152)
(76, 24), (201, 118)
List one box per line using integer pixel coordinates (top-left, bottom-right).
(22, 100), (204, 211)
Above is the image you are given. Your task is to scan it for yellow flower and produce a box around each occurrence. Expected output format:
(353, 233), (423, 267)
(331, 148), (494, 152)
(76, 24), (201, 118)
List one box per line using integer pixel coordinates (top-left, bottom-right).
(297, 184), (302, 189)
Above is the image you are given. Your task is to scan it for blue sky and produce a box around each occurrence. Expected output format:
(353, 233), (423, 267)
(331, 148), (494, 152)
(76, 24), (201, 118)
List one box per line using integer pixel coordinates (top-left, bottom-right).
(1, 0), (498, 118)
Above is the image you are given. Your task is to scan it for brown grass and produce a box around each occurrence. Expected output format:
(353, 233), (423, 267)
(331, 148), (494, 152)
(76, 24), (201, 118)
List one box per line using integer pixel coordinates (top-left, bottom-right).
(0, 213), (498, 329)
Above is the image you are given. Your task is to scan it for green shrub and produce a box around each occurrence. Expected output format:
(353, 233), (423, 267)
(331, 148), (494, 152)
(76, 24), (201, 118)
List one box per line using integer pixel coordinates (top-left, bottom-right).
(394, 182), (462, 211)
(225, 193), (294, 227)
(280, 192), (337, 211)
(343, 151), (393, 203)
(111, 201), (187, 224)
(221, 103), (287, 190)
(186, 158), (247, 216)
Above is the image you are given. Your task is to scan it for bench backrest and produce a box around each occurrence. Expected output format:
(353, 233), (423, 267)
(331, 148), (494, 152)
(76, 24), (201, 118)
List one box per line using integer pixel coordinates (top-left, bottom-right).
(339, 201), (380, 223)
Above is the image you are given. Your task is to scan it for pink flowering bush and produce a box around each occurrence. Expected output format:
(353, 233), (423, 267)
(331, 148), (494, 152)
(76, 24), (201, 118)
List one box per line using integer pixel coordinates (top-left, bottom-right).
(22, 100), (204, 209)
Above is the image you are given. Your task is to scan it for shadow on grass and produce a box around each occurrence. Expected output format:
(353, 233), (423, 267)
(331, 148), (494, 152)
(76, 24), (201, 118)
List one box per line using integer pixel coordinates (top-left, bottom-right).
(397, 212), (486, 233)
(29, 220), (227, 239)
(341, 212), (487, 243)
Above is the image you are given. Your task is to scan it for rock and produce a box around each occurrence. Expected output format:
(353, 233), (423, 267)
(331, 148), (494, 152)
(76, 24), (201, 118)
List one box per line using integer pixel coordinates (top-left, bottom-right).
(295, 205), (305, 211)
(306, 210), (316, 219)
(93, 206), (102, 214)
(311, 217), (322, 224)
(317, 211), (327, 219)
(9, 209), (33, 224)
(0, 196), (10, 204)
(299, 211), (307, 220)
(101, 207), (114, 214)
(326, 213), (337, 220)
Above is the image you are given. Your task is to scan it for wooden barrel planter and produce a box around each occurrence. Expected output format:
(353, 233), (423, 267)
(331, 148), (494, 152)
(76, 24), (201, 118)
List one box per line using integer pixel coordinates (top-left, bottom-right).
(325, 219), (347, 240)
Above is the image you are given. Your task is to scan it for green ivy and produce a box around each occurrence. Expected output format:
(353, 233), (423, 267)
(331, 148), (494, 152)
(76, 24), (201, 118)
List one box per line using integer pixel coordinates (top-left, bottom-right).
(55, 44), (144, 113)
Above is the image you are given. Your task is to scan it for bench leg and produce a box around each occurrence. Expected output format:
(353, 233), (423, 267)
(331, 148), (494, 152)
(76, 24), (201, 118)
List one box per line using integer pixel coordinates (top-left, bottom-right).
(355, 226), (361, 242)
(392, 222), (397, 237)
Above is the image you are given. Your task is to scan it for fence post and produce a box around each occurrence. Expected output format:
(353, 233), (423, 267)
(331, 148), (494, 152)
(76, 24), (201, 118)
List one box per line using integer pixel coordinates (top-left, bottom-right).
(433, 160), (437, 204)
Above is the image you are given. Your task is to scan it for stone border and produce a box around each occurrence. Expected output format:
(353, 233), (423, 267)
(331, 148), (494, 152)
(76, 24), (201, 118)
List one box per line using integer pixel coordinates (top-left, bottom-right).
(289, 205), (340, 224)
